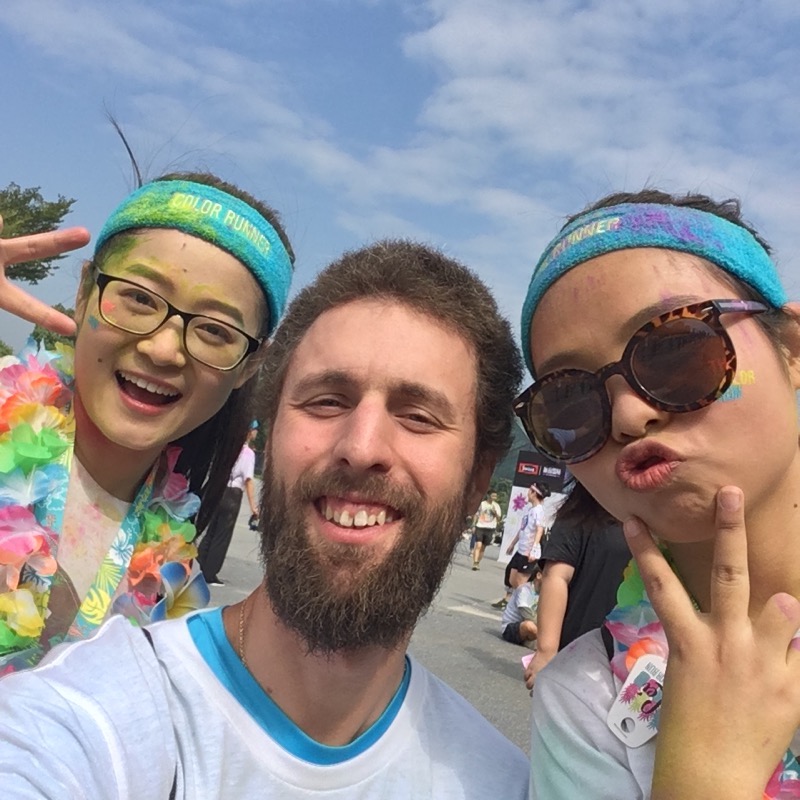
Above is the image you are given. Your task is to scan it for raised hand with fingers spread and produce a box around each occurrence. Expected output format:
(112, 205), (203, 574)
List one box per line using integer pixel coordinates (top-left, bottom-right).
(0, 215), (90, 335)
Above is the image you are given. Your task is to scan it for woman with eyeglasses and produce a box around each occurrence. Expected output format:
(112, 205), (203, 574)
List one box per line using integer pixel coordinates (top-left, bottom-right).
(517, 190), (800, 800)
(0, 173), (294, 673)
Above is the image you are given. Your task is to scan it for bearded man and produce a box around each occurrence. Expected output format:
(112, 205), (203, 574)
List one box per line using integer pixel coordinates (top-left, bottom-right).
(0, 240), (527, 799)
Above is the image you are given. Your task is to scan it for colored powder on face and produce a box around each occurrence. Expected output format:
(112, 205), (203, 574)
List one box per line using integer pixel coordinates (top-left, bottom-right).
(718, 370), (756, 402)
(87, 315), (100, 330)
(96, 233), (141, 270)
(718, 385), (742, 403)
(100, 300), (115, 315)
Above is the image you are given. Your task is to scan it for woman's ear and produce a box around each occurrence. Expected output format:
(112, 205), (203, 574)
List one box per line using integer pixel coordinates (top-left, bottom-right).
(778, 302), (800, 389)
(233, 339), (269, 390)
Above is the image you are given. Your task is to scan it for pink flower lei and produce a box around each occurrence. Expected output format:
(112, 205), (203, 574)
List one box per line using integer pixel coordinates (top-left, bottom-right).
(0, 343), (208, 671)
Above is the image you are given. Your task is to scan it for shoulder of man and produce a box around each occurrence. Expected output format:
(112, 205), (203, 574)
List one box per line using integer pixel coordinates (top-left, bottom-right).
(410, 659), (529, 796)
(0, 616), (178, 796)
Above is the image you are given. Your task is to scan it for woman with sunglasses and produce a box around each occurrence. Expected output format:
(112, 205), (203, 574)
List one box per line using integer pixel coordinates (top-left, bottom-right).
(517, 190), (800, 799)
(0, 173), (294, 673)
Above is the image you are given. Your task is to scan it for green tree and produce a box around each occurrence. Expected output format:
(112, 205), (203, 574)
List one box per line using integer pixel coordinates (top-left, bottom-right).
(0, 183), (76, 283)
(31, 304), (75, 350)
(0, 339), (12, 357)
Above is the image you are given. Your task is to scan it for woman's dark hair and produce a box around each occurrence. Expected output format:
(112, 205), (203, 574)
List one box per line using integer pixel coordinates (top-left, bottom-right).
(572, 189), (793, 361)
(524, 561), (543, 581)
(532, 482), (551, 500)
(84, 166), (294, 531)
(160, 172), (293, 531)
(553, 478), (617, 531)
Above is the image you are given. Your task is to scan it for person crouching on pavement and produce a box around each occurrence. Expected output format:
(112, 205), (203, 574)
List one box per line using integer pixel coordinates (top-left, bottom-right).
(500, 562), (543, 648)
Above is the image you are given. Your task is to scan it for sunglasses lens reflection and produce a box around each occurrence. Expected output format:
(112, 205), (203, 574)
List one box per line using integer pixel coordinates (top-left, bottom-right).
(531, 375), (606, 462)
(631, 319), (728, 406)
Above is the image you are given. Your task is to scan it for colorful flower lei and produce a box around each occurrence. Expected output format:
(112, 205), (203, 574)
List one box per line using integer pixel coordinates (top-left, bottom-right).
(0, 342), (209, 673)
(606, 558), (800, 798)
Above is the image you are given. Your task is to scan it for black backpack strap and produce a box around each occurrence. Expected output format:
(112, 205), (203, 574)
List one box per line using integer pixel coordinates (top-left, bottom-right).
(140, 628), (178, 800)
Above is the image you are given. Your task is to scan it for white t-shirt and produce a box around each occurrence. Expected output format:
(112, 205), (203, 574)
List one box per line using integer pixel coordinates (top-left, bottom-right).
(0, 613), (529, 799)
(476, 500), (502, 529)
(530, 629), (655, 798)
(531, 628), (800, 799)
(515, 504), (544, 557)
(501, 583), (539, 631)
(228, 444), (255, 490)
(59, 457), (131, 603)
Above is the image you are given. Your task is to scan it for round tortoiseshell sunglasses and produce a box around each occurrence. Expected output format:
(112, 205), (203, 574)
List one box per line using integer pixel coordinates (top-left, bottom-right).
(514, 299), (768, 464)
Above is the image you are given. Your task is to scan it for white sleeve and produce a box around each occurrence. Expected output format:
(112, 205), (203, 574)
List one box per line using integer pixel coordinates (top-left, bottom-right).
(0, 618), (178, 799)
(242, 446), (256, 481)
(529, 630), (653, 799)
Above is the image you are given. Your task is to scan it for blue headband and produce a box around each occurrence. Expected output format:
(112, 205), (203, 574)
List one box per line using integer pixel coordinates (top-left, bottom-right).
(95, 180), (293, 335)
(521, 202), (787, 374)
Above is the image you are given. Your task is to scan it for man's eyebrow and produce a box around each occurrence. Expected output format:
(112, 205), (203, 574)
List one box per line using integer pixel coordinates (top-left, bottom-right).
(122, 264), (246, 326)
(290, 371), (460, 419)
(393, 380), (458, 421)
(291, 370), (358, 396)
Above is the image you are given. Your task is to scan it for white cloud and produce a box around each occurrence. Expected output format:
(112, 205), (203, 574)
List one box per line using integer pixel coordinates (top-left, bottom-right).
(3, 0), (800, 332)
(3, 0), (198, 84)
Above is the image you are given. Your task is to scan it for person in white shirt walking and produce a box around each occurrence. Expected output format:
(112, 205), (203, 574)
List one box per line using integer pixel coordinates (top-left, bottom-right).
(491, 483), (549, 607)
(471, 491), (503, 570)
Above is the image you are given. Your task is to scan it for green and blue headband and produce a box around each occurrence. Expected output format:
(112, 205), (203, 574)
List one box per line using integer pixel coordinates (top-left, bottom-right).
(520, 202), (787, 374)
(95, 180), (293, 335)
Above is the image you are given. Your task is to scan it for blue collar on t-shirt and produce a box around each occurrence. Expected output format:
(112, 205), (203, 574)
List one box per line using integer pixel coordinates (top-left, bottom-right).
(187, 607), (411, 765)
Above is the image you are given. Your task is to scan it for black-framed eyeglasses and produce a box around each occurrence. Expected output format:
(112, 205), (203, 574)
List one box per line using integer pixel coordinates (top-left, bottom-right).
(95, 273), (262, 371)
(514, 299), (768, 464)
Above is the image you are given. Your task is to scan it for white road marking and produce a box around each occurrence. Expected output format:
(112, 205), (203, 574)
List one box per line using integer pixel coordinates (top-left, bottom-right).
(446, 604), (502, 621)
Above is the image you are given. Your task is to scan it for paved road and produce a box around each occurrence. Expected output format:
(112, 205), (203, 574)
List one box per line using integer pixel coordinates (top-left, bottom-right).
(208, 499), (533, 755)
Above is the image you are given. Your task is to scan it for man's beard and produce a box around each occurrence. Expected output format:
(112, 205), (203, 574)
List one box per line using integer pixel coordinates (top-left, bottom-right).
(259, 460), (471, 655)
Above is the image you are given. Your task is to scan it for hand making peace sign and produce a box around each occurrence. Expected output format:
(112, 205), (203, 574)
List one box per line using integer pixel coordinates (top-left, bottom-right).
(0, 215), (90, 337)
(625, 487), (800, 800)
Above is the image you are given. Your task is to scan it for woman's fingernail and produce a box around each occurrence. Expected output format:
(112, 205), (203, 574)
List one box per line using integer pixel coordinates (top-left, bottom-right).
(718, 487), (742, 512)
(774, 593), (800, 621)
(623, 518), (644, 539)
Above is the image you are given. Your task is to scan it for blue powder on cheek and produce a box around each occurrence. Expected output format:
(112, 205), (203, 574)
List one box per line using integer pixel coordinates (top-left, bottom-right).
(718, 385), (742, 403)
(719, 370), (756, 403)
(87, 315), (100, 330)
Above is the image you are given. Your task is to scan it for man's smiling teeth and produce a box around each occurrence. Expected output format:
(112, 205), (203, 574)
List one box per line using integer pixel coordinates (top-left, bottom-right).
(118, 371), (179, 397)
(322, 503), (394, 528)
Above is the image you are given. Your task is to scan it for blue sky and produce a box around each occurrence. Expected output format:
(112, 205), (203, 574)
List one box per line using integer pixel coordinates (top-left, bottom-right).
(2, 0), (799, 356)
